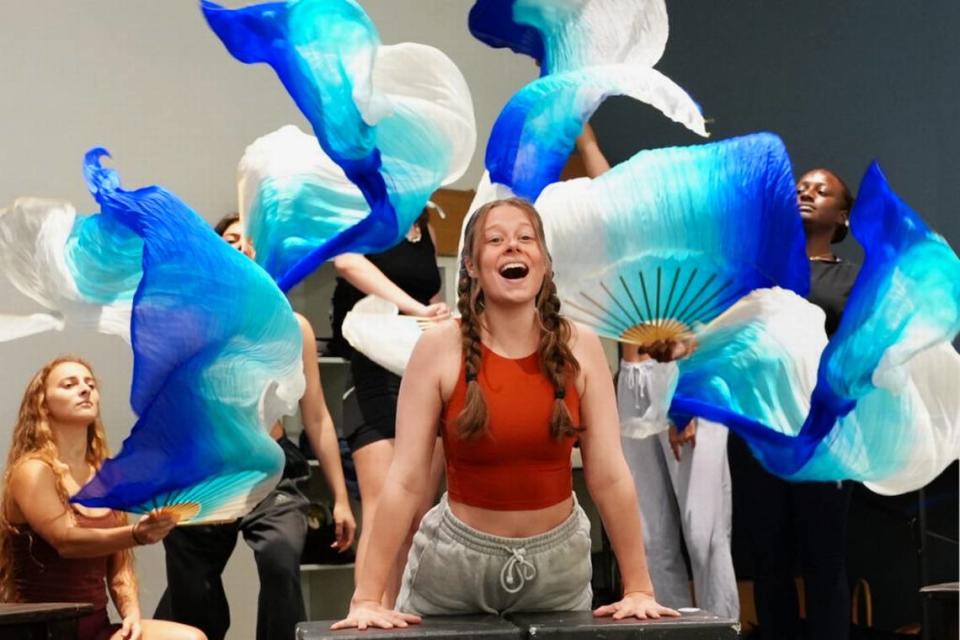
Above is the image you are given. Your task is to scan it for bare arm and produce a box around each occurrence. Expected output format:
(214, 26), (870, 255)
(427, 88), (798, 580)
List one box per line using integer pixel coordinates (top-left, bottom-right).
(333, 323), (456, 629)
(621, 343), (647, 363)
(576, 328), (653, 594)
(575, 123), (611, 178)
(427, 223), (445, 305)
(107, 549), (140, 621)
(427, 222), (440, 256)
(575, 326), (679, 619)
(296, 313), (356, 550)
(334, 253), (447, 318)
(6, 460), (173, 559)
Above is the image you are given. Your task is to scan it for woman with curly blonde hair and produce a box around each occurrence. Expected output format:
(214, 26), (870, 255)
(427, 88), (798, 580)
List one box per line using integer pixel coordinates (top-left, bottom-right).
(335, 198), (679, 629)
(1, 356), (204, 640)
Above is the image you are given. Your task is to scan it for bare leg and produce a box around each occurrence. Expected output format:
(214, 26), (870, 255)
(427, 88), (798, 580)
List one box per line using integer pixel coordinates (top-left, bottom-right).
(115, 618), (207, 640)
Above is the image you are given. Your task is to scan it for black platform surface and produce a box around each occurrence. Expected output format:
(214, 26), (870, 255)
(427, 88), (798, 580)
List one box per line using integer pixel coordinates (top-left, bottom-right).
(297, 614), (525, 640)
(0, 602), (94, 640)
(507, 610), (740, 639)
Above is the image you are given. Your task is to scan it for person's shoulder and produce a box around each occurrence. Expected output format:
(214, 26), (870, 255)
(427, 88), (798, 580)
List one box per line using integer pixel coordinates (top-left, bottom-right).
(812, 258), (860, 280)
(567, 320), (606, 368)
(836, 259), (861, 286)
(12, 456), (55, 476)
(418, 317), (462, 351)
(836, 258), (860, 272)
(568, 319), (601, 350)
(293, 311), (316, 338)
(8, 456), (58, 489)
(409, 318), (462, 383)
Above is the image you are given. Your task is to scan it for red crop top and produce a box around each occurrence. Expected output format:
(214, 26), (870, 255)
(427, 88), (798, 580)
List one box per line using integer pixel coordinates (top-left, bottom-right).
(442, 343), (581, 510)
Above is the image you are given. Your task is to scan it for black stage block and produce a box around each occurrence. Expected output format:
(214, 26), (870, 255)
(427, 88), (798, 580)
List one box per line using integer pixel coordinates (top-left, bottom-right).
(507, 610), (740, 639)
(297, 615), (525, 640)
(0, 602), (94, 640)
(921, 582), (959, 640)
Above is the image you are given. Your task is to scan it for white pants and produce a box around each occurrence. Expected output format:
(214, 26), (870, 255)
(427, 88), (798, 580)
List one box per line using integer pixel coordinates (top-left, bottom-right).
(618, 361), (739, 619)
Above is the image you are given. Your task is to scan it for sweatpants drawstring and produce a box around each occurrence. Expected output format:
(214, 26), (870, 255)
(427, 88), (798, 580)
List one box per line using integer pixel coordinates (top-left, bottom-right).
(500, 547), (537, 593)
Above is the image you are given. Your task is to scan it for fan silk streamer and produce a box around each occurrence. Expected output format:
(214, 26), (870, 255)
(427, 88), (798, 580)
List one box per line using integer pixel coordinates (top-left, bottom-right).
(488, 66), (708, 201)
(470, 0), (668, 73)
(204, 0), (475, 290)
(669, 288), (827, 466)
(239, 125), (367, 282)
(71, 151), (305, 523)
(801, 163), (960, 454)
(341, 295), (428, 377)
(470, 0), (707, 201)
(670, 164), (960, 494)
(538, 132), (809, 348)
(0, 152), (146, 342)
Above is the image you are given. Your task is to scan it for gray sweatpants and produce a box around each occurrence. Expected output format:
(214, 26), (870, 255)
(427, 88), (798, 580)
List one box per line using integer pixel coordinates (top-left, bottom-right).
(396, 494), (593, 615)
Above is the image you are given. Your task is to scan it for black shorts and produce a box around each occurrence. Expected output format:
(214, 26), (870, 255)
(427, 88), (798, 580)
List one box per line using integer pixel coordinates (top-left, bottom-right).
(342, 388), (396, 452)
(342, 354), (401, 453)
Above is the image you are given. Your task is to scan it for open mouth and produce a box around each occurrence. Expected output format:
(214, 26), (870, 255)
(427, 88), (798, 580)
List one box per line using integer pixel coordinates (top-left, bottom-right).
(498, 262), (529, 280)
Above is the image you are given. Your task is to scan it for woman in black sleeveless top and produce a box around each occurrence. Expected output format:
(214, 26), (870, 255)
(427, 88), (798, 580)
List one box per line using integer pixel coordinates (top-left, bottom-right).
(731, 168), (860, 640)
(331, 209), (448, 606)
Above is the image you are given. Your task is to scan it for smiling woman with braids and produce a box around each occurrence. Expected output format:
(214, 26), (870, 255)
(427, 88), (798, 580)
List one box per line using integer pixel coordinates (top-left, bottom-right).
(334, 198), (679, 629)
(0, 357), (204, 640)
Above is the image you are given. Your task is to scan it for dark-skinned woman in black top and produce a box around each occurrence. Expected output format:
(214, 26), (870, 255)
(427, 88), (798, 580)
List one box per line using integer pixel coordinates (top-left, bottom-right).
(730, 168), (859, 640)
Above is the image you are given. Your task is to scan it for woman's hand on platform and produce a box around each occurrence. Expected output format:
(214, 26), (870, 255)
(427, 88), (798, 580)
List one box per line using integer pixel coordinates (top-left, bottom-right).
(332, 499), (357, 551)
(118, 612), (143, 639)
(331, 599), (422, 630)
(593, 590), (680, 620)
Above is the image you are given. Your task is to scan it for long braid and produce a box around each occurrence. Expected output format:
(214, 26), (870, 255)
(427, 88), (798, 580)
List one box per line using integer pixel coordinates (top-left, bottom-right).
(456, 265), (488, 438)
(456, 207), (490, 438)
(537, 269), (582, 438)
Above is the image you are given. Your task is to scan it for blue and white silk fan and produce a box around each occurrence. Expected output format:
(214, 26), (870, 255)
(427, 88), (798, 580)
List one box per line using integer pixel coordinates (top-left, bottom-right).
(67, 151), (305, 523)
(670, 163), (960, 494)
(0, 150), (145, 343)
(469, 0), (707, 202)
(538, 132), (809, 348)
(204, 0), (476, 290)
